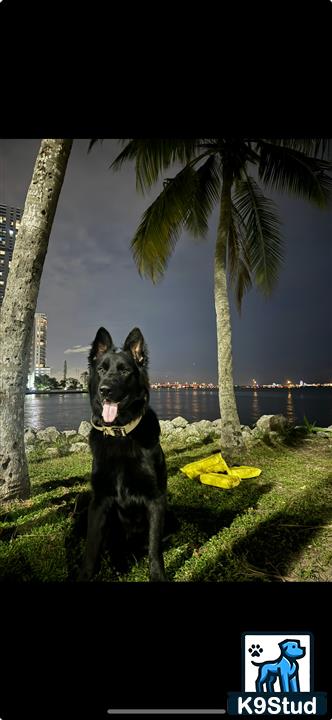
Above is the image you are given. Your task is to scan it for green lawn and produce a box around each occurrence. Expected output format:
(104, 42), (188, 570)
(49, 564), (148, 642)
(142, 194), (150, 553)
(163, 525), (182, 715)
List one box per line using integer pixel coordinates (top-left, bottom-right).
(0, 435), (331, 582)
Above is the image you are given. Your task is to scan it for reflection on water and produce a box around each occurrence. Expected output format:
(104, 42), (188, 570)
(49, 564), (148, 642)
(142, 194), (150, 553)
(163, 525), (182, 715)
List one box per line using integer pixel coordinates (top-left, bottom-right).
(154, 388), (217, 423)
(286, 391), (295, 424)
(251, 391), (260, 423)
(24, 388), (332, 431)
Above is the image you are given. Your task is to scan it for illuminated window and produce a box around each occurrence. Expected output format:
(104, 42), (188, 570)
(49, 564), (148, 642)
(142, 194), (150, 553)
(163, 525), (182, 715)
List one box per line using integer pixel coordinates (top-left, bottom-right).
(0, 280), (4, 286)
(0, 250), (5, 255)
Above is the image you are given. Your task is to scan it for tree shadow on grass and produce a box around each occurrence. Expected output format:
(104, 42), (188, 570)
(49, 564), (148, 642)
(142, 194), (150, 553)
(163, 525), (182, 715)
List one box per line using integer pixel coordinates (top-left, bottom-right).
(0, 477), (89, 528)
(32, 474), (90, 496)
(172, 480), (274, 539)
(184, 474), (332, 582)
(64, 474), (274, 581)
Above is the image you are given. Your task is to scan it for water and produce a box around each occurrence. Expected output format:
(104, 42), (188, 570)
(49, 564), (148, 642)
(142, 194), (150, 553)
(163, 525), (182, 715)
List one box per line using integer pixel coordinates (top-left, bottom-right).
(24, 388), (332, 432)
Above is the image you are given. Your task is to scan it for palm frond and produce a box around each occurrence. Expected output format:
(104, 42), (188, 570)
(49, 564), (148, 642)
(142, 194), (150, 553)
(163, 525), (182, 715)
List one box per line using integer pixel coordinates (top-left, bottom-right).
(234, 176), (283, 294)
(261, 138), (331, 160)
(112, 139), (200, 193)
(227, 209), (252, 312)
(131, 165), (198, 281)
(256, 141), (332, 206)
(88, 139), (103, 152)
(184, 155), (221, 236)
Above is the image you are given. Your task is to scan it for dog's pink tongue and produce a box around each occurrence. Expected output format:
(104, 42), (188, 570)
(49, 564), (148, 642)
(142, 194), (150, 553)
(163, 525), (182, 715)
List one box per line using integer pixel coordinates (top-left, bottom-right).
(102, 402), (118, 423)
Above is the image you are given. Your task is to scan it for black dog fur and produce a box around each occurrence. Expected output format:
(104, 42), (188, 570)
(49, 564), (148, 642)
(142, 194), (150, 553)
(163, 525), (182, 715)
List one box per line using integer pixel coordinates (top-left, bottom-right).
(79, 326), (167, 582)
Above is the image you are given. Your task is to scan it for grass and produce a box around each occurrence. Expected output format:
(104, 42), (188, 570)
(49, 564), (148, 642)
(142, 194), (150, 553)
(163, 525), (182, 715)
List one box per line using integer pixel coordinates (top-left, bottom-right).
(0, 434), (331, 582)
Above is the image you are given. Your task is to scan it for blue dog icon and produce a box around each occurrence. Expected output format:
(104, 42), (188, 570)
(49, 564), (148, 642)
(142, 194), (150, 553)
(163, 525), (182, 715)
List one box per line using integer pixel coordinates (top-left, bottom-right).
(252, 639), (306, 692)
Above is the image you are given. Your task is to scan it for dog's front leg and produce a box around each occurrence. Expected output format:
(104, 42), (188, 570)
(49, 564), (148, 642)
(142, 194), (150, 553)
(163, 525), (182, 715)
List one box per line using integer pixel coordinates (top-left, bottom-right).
(147, 496), (167, 582)
(79, 495), (110, 581)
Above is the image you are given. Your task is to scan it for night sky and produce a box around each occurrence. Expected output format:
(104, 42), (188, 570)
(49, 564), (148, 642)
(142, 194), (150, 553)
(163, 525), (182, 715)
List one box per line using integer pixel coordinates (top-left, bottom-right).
(0, 138), (331, 385)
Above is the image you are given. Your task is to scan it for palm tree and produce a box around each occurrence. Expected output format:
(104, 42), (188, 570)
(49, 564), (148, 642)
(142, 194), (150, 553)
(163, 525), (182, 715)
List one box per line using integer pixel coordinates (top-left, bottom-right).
(111, 139), (332, 460)
(0, 139), (73, 501)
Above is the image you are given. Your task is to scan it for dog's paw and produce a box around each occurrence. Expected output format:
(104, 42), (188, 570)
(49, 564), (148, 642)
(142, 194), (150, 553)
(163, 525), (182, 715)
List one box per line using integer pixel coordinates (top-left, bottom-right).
(249, 644), (263, 658)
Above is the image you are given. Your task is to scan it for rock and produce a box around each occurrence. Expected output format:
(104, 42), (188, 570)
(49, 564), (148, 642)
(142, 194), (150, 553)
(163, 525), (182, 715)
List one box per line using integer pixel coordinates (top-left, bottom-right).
(44, 447), (59, 458)
(172, 427), (185, 436)
(36, 426), (60, 443)
(24, 428), (37, 445)
(62, 430), (77, 439)
(78, 421), (91, 438)
(69, 442), (90, 453)
(194, 420), (214, 435)
(212, 418), (221, 426)
(159, 420), (175, 435)
(267, 431), (283, 445)
(26, 445), (35, 455)
(251, 426), (264, 439)
(316, 431), (330, 438)
(171, 416), (188, 428)
(242, 427), (253, 441)
(256, 414), (288, 435)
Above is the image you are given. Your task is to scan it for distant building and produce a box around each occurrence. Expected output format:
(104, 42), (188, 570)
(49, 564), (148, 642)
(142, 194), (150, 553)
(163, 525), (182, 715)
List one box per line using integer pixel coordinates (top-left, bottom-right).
(0, 203), (21, 306)
(27, 313), (50, 388)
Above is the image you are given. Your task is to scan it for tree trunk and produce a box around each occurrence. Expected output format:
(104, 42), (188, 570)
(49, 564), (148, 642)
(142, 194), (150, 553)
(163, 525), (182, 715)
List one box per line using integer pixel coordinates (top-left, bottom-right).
(214, 168), (244, 461)
(0, 139), (73, 502)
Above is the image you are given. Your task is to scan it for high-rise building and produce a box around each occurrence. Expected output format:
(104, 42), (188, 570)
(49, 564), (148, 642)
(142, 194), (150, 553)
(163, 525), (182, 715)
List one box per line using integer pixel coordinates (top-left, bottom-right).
(0, 203), (21, 306)
(0, 205), (51, 389)
(28, 313), (51, 387)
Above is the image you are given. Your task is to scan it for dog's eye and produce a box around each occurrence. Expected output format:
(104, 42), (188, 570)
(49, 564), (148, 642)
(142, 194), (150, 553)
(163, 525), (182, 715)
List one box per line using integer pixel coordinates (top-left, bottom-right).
(117, 366), (130, 376)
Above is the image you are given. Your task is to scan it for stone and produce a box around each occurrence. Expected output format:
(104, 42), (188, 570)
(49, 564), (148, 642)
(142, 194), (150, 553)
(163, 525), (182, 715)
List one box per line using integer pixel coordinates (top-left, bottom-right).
(251, 426), (264, 439)
(69, 442), (90, 453)
(242, 427), (253, 441)
(267, 431), (283, 445)
(159, 420), (175, 435)
(62, 430), (78, 439)
(45, 447), (59, 458)
(256, 414), (288, 435)
(36, 426), (60, 443)
(24, 428), (37, 445)
(194, 420), (214, 435)
(78, 420), (92, 438)
(171, 416), (188, 428)
(212, 418), (221, 426)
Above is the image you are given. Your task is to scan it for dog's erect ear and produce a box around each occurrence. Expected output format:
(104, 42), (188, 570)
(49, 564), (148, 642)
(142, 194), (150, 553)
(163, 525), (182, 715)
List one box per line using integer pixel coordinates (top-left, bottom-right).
(89, 327), (113, 364)
(123, 327), (148, 367)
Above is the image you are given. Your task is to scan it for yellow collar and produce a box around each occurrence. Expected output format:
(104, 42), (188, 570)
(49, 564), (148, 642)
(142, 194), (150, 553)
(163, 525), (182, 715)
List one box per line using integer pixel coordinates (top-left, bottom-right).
(90, 414), (143, 437)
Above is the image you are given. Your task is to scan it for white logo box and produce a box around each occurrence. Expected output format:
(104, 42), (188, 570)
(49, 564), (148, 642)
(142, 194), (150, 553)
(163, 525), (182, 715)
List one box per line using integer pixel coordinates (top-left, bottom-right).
(243, 633), (312, 692)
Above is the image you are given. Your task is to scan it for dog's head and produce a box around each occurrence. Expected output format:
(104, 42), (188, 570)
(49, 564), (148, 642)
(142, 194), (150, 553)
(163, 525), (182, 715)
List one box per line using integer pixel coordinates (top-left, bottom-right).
(279, 639), (306, 660)
(88, 326), (149, 426)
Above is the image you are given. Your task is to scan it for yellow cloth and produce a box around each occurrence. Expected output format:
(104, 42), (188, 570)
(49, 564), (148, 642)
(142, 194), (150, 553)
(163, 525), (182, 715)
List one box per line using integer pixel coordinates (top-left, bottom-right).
(180, 452), (261, 489)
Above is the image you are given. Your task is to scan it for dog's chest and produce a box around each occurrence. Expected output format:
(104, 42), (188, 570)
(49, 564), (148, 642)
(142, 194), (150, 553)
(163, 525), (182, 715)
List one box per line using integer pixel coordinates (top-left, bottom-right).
(107, 455), (157, 506)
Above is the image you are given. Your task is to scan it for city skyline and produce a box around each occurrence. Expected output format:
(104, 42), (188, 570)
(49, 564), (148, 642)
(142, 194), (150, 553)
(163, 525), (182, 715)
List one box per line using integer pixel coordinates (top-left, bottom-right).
(0, 139), (331, 385)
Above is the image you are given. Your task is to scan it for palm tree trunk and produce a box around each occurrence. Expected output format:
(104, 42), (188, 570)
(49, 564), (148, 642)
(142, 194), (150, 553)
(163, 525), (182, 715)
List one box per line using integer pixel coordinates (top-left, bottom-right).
(214, 168), (244, 460)
(0, 139), (73, 502)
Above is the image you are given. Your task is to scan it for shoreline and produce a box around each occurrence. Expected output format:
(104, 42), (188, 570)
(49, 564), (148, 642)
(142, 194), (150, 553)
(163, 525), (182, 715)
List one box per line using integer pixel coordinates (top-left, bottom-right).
(25, 386), (332, 395)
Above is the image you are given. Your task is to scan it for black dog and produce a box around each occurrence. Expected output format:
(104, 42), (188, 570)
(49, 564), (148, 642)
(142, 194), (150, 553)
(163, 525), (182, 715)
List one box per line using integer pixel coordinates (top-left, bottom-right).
(80, 326), (167, 582)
